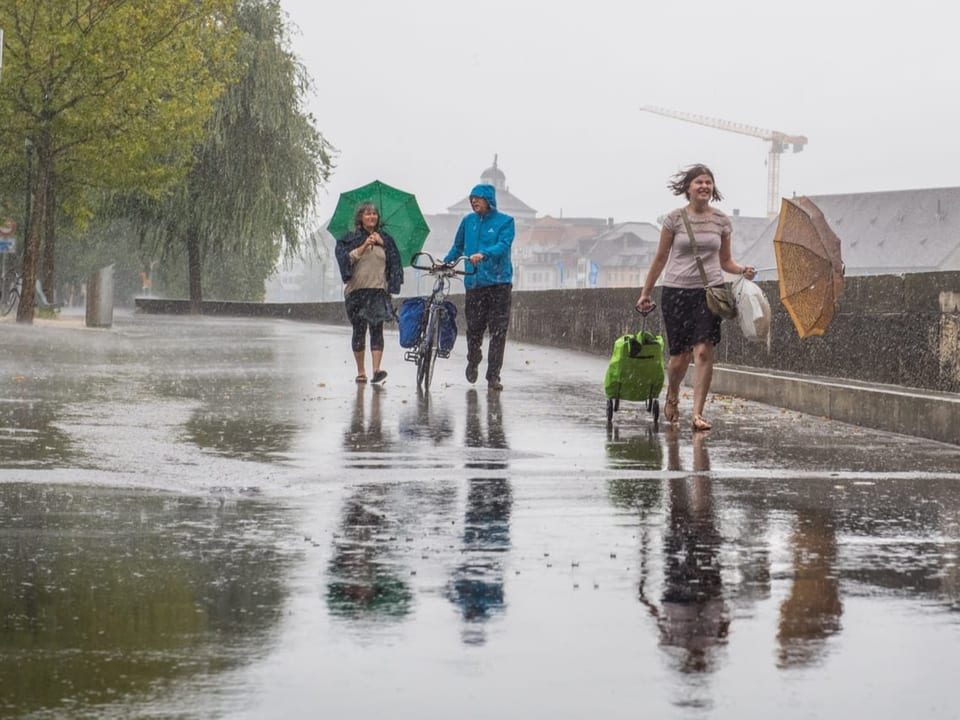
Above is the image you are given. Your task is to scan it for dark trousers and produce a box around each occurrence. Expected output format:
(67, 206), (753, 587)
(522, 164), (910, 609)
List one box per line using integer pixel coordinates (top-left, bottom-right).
(465, 284), (512, 382)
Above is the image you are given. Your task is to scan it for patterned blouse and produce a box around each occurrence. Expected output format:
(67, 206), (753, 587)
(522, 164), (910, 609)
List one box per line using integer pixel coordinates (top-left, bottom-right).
(661, 207), (732, 289)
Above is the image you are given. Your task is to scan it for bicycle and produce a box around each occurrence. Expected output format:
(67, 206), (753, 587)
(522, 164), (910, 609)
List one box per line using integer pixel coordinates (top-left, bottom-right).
(404, 252), (475, 391)
(0, 267), (21, 317)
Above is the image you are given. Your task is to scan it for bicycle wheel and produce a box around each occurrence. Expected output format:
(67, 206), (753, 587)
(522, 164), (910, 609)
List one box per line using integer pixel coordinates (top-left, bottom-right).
(417, 311), (437, 390)
(0, 284), (18, 317)
(417, 309), (441, 390)
(425, 309), (443, 389)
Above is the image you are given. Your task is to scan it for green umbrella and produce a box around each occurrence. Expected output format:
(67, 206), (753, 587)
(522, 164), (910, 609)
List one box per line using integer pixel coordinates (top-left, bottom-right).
(327, 179), (430, 267)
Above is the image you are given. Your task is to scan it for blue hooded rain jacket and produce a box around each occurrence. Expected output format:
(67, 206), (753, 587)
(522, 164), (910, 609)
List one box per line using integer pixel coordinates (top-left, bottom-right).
(444, 184), (514, 291)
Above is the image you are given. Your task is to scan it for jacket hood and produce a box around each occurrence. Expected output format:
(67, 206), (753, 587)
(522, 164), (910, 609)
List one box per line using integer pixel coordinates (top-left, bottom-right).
(470, 184), (497, 211)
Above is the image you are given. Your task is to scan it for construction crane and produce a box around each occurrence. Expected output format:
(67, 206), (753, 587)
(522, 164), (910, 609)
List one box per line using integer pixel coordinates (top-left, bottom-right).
(639, 105), (807, 217)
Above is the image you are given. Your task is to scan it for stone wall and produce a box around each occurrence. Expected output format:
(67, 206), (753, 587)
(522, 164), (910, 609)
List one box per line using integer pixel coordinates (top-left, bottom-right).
(136, 271), (960, 394)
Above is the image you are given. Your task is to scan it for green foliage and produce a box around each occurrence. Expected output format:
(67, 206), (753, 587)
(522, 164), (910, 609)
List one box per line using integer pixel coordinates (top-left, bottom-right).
(0, 0), (333, 310)
(0, 0), (238, 320)
(54, 217), (153, 305)
(0, 0), (237, 215)
(122, 0), (335, 303)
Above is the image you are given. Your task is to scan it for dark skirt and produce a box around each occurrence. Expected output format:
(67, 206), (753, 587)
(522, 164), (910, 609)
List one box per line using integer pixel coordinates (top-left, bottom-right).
(660, 286), (722, 356)
(344, 288), (396, 326)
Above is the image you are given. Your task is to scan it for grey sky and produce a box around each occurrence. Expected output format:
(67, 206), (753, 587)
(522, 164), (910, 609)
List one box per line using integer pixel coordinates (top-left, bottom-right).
(280, 0), (959, 229)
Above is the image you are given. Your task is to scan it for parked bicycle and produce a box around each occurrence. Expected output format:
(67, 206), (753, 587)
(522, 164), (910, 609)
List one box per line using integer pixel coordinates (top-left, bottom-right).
(402, 252), (475, 391)
(0, 267), (21, 317)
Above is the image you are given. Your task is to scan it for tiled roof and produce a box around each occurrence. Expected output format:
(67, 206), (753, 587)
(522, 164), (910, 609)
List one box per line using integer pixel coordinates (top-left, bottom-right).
(729, 215), (774, 258)
(740, 187), (960, 275)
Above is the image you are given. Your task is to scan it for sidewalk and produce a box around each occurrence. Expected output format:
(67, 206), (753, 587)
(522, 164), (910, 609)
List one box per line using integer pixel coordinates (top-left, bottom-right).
(702, 364), (960, 445)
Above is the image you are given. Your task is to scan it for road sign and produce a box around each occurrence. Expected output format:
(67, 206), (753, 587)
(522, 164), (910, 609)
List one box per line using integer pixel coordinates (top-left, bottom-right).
(0, 238), (15, 254)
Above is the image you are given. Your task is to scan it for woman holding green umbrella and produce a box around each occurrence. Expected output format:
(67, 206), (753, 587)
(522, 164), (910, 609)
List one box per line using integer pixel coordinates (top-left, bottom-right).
(335, 202), (404, 384)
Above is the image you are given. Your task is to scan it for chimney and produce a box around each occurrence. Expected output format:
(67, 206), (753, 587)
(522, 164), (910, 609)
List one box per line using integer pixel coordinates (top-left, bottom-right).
(607, 217), (614, 227)
(732, 208), (740, 217)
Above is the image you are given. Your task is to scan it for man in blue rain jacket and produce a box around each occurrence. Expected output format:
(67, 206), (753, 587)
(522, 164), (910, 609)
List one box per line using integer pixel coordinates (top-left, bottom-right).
(444, 183), (515, 391)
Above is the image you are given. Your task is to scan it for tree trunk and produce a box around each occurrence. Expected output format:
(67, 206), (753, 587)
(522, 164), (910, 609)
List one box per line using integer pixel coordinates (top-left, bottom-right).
(187, 231), (203, 314)
(16, 153), (48, 324)
(41, 177), (56, 303)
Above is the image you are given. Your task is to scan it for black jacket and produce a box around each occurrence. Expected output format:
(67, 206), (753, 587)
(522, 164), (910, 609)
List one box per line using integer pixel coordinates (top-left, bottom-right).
(334, 229), (404, 295)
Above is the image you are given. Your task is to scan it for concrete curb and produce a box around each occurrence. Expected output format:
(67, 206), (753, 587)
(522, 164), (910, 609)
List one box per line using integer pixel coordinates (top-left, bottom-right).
(701, 364), (960, 446)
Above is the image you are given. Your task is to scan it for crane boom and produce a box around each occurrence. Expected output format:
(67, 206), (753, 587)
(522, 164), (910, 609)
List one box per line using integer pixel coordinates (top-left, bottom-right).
(639, 105), (807, 217)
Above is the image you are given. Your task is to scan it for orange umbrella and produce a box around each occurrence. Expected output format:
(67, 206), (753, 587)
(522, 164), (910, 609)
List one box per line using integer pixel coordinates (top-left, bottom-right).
(773, 197), (845, 338)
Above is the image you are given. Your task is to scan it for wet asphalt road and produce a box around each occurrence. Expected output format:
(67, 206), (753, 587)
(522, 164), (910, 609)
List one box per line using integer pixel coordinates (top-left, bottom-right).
(1, 310), (959, 719)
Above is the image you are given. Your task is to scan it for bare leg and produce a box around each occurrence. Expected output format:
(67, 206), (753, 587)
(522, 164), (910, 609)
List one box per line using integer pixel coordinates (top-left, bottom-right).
(371, 349), (383, 375)
(353, 350), (366, 379)
(664, 351), (690, 423)
(691, 341), (714, 430)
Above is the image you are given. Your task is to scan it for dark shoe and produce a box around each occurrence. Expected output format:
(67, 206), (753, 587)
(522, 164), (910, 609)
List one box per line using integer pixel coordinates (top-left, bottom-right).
(488, 379), (503, 392)
(371, 370), (388, 384)
(465, 362), (479, 384)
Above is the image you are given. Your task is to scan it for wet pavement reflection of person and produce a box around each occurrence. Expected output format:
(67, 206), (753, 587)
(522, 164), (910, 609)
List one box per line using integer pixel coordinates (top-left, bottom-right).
(640, 431), (730, 677)
(398, 388), (454, 447)
(325, 483), (413, 623)
(449, 390), (512, 645)
(777, 507), (843, 668)
(342, 384), (392, 460)
(329, 385), (411, 621)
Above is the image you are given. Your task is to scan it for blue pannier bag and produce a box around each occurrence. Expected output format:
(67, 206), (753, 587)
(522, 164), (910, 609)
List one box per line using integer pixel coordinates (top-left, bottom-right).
(398, 297), (426, 348)
(399, 297), (458, 352)
(438, 301), (458, 353)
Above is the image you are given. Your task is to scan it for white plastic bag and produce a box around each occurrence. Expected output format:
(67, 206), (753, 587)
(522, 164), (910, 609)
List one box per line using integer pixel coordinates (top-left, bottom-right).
(731, 275), (771, 343)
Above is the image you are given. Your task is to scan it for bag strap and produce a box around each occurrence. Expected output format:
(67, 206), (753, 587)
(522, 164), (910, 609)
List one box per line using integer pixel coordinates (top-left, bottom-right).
(680, 208), (710, 289)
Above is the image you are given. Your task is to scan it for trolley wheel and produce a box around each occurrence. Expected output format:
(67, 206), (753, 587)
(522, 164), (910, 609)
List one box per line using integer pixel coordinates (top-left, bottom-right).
(606, 398), (614, 424)
(613, 397), (620, 412)
(652, 398), (660, 426)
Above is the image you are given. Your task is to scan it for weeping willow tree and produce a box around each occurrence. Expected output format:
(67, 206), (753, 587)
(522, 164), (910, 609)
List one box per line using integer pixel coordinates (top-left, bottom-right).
(0, 0), (236, 323)
(132, 0), (334, 311)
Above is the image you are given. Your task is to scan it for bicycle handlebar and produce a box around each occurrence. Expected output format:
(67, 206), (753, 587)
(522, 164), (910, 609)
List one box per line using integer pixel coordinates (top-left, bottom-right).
(410, 251), (477, 276)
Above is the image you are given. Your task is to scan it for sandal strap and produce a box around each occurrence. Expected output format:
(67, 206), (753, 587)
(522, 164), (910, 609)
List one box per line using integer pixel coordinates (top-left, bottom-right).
(692, 414), (712, 431)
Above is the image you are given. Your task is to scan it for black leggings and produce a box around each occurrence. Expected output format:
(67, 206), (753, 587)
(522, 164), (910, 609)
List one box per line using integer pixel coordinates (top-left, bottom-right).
(351, 320), (384, 353)
(345, 289), (386, 352)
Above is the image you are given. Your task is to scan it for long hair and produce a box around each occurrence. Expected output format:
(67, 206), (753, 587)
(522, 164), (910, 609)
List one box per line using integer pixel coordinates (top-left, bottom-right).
(353, 202), (380, 231)
(668, 164), (723, 202)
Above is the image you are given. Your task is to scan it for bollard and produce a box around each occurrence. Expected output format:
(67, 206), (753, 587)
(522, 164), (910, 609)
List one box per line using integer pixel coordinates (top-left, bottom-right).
(85, 264), (114, 328)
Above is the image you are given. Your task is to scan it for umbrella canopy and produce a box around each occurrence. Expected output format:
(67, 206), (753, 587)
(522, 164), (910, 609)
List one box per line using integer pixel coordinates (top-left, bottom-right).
(773, 197), (845, 338)
(327, 180), (430, 267)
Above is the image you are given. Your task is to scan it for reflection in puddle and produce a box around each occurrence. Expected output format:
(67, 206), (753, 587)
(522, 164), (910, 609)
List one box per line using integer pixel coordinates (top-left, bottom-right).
(605, 425), (663, 471)
(342, 385), (394, 467)
(0, 375), (101, 469)
(778, 508), (843, 668)
(398, 389), (454, 446)
(639, 456), (730, 677)
(0, 483), (296, 718)
(326, 485), (413, 622)
(186, 413), (298, 462)
(449, 390), (512, 645)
